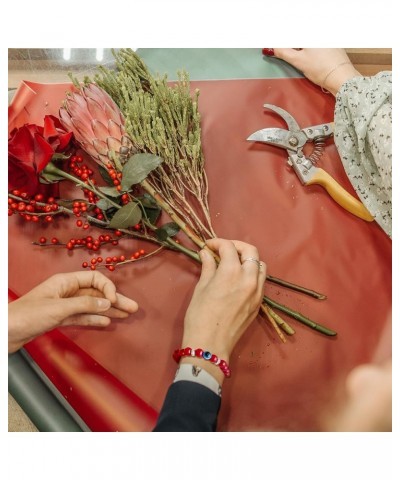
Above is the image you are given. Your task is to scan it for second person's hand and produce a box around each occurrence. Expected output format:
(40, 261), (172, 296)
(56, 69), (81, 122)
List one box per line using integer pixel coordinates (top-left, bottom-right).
(180, 238), (267, 384)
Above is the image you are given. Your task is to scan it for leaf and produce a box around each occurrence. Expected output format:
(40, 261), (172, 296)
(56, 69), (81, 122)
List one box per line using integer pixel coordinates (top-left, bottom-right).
(120, 153), (163, 190)
(96, 198), (115, 211)
(143, 205), (161, 224)
(39, 171), (66, 184)
(136, 193), (159, 209)
(99, 165), (115, 186)
(98, 186), (121, 197)
(109, 202), (142, 229)
(155, 222), (180, 241)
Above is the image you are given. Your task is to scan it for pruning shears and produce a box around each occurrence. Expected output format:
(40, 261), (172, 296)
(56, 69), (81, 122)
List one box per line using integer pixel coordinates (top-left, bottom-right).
(247, 104), (374, 221)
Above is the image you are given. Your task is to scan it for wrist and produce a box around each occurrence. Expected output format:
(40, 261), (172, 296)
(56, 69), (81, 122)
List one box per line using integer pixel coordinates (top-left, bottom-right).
(180, 356), (226, 385)
(323, 63), (361, 95)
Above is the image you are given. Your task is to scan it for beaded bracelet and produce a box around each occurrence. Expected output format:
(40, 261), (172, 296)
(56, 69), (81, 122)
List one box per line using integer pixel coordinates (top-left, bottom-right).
(173, 347), (231, 378)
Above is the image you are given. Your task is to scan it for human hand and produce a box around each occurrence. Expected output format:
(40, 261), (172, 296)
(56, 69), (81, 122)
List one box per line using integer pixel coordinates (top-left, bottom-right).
(323, 359), (392, 432)
(8, 271), (139, 353)
(180, 238), (267, 383)
(271, 49), (361, 95)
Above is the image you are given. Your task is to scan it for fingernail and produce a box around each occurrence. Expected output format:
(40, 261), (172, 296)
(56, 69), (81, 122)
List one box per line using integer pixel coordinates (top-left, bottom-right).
(96, 298), (110, 310)
(262, 48), (275, 57)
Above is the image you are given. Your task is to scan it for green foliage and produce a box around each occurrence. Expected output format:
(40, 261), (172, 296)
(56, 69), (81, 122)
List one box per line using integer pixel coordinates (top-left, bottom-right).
(109, 202), (142, 229)
(120, 153), (163, 190)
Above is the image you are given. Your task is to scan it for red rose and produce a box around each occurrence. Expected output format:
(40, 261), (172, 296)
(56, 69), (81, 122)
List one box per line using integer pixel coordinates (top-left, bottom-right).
(8, 115), (73, 196)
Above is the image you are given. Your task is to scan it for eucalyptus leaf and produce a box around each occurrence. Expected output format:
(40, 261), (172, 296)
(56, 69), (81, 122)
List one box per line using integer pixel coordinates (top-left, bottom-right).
(98, 186), (121, 197)
(120, 153), (163, 190)
(39, 171), (66, 184)
(143, 205), (161, 225)
(136, 193), (159, 209)
(96, 198), (115, 211)
(155, 222), (180, 241)
(99, 165), (115, 186)
(109, 202), (142, 229)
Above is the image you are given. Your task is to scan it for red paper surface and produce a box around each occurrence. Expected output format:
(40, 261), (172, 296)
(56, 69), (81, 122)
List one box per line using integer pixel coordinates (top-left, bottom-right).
(8, 79), (392, 431)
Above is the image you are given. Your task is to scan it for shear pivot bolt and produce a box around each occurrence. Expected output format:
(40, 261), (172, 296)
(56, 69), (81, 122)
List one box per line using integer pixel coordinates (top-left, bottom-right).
(288, 137), (298, 147)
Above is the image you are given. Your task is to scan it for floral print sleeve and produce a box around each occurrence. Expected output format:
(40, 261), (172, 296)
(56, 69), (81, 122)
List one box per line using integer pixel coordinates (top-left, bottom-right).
(334, 71), (392, 237)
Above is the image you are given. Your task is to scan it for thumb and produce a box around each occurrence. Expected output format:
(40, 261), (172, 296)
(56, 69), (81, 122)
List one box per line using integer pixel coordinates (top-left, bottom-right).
(198, 248), (217, 286)
(273, 48), (301, 62)
(59, 296), (111, 319)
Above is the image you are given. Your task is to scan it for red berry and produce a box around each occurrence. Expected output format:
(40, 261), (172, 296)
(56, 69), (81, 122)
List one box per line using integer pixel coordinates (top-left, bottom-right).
(91, 258), (97, 265)
(76, 220), (83, 227)
(90, 265), (96, 270)
(51, 237), (59, 244)
(133, 252), (140, 259)
(139, 249), (145, 255)
(39, 237), (46, 244)
(119, 255), (126, 262)
(107, 265), (115, 271)
(34, 194), (44, 202)
(82, 262), (88, 268)
(97, 257), (103, 263)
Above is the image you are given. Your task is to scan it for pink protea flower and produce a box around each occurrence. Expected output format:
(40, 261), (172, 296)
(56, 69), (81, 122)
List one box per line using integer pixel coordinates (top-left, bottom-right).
(59, 83), (132, 166)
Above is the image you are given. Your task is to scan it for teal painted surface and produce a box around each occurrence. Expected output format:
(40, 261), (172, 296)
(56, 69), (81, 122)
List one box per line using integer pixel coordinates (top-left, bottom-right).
(137, 48), (303, 81)
(8, 351), (86, 432)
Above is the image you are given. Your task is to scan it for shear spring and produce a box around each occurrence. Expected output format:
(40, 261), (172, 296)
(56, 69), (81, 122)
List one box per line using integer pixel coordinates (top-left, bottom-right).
(309, 136), (326, 164)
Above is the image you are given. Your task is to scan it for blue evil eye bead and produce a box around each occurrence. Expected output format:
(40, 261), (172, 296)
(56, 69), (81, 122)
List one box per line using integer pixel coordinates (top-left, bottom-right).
(202, 351), (212, 360)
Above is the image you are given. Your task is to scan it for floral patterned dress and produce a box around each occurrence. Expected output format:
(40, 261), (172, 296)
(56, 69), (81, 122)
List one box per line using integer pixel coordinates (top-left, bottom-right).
(334, 71), (392, 237)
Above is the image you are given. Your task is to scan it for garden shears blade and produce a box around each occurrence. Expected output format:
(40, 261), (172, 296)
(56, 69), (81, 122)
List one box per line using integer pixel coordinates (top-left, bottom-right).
(247, 104), (374, 222)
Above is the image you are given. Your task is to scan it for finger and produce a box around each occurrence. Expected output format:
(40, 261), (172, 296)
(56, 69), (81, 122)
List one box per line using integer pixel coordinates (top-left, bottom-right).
(205, 238), (241, 272)
(256, 261), (268, 298)
(273, 48), (302, 62)
(230, 240), (260, 270)
(197, 248), (217, 286)
(75, 289), (139, 314)
(59, 295), (112, 319)
(113, 292), (139, 314)
(62, 314), (112, 328)
(55, 271), (118, 303)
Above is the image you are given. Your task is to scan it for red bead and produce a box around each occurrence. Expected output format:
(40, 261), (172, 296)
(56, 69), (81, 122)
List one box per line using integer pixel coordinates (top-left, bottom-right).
(210, 354), (218, 363)
(194, 348), (204, 358)
(183, 347), (192, 356)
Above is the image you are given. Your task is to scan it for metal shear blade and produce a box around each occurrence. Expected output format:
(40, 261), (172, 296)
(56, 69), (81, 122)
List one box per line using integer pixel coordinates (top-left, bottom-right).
(247, 103), (374, 222)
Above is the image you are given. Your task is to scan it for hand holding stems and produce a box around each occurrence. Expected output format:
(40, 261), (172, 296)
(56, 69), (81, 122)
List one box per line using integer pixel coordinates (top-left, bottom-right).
(179, 238), (266, 385)
(8, 271), (139, 353)
(272, 49), (361, 95)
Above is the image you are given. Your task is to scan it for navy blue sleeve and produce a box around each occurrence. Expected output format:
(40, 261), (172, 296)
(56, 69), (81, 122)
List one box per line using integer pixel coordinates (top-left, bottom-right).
(153, 381), (221, 432)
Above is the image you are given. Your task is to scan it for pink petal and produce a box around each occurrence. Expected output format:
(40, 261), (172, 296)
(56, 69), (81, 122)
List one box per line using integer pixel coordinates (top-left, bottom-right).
(104, 102), (125, 126)
(91, 119), (109, 140)
(86, 97), (109, 125)
(107, 136), (122, 154)
(71, 117), (95, 144)
(108, 119), (123, 139)
(92, 139), (109, 156)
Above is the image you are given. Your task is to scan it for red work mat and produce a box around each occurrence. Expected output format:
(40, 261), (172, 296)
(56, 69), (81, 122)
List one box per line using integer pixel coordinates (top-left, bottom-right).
(8, 79), (391, 431)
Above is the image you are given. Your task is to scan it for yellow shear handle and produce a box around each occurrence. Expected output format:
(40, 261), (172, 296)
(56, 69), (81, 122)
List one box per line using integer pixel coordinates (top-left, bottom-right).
(306, 168), (374, 222)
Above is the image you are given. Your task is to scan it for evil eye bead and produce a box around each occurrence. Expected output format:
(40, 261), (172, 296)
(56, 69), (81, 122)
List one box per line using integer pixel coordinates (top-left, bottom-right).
(202, 351), (212, 360)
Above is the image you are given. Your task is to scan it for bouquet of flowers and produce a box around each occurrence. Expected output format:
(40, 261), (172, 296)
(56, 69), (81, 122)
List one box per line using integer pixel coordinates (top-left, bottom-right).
(8, 48), (336, 343)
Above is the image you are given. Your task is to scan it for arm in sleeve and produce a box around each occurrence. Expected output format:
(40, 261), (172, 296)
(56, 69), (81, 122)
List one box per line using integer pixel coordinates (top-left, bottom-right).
(334, 71), (392, 237)
(153, 381), (221, 432)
